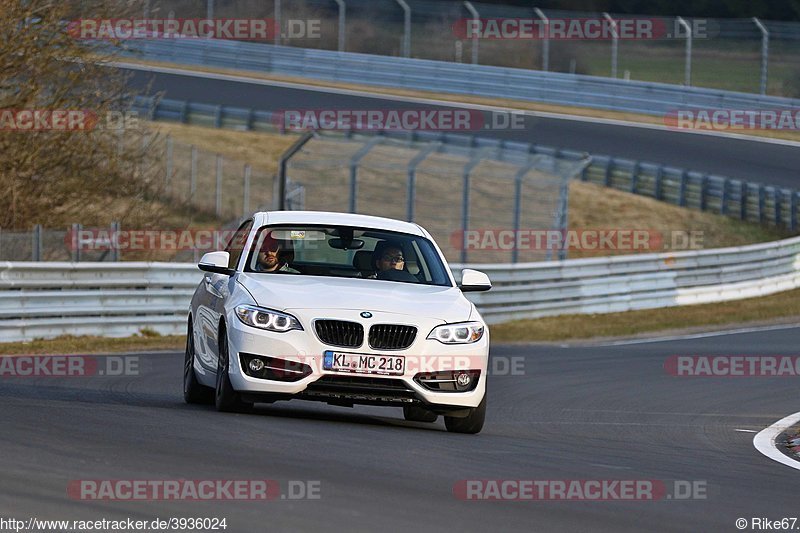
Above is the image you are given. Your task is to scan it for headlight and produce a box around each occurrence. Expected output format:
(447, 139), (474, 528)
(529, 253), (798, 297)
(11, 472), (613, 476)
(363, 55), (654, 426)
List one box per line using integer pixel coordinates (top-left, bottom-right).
(427, 322), (484, 344)
(235, 305), (303, 333)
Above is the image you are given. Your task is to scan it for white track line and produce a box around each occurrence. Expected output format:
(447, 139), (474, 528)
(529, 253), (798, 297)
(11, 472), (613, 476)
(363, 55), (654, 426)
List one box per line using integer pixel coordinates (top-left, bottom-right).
(588, 323), (800, 347)
(753, 411), (800, 471)
(114, 61), (800, 148)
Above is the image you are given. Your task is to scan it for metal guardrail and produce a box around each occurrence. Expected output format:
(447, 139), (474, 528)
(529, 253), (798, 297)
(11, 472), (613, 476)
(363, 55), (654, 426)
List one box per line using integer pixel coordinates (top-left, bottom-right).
(3, 234), (799, 340)
(133, 95), (800, 231)
(125, 39), (800, 116)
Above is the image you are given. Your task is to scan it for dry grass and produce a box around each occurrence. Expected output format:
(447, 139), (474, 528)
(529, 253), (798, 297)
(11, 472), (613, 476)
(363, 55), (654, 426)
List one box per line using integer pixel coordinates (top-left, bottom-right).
(0, 334), (184, 356)
(124, 58), (800, 143)
(492, 288), (800, 343)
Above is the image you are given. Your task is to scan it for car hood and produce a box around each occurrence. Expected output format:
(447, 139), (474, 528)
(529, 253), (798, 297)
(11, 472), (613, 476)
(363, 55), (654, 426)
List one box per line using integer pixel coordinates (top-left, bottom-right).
(237, 273), (472, 322)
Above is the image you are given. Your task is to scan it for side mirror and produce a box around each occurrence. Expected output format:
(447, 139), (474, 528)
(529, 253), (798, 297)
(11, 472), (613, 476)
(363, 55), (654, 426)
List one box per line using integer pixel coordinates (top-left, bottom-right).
(198, 251), (234, 276)
(459, 269), (492, 292)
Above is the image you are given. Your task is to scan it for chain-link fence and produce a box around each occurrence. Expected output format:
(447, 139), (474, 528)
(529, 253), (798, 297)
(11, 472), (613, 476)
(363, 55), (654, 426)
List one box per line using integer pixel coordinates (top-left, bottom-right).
(285, 131), (587, 263)
(142, 0), (800, 97)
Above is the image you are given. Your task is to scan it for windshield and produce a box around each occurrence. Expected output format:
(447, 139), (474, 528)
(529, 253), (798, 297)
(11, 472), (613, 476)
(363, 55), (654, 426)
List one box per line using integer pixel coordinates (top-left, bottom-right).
(243, 225), (452, 287)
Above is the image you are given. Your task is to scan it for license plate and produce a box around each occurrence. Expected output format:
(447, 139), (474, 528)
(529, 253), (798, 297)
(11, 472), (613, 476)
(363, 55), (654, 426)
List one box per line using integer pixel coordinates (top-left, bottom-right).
(323, 351), (405, 376)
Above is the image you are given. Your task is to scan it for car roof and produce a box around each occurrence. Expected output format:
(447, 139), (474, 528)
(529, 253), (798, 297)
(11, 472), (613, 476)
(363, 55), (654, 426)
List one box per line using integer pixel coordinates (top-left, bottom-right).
(256, 211), (426, 237)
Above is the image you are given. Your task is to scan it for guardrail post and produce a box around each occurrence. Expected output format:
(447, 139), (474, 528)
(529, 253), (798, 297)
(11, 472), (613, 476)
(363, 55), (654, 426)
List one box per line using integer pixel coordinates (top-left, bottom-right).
(700, 174), (708, 211)
(758, 185), (766, 222)
(71, 223), (82, 262)
(753, 18), (769, 95)
(334, 0), (347, 51)
(394, 0), (411, 58)
(180, 100), (188, 124)
(243, 165), (251, 217)
(603, 12), (618, 78)
(791, 192), (798, 231)
(534, 8), (549, 71)
(630, 161), (639, 193)
(278, 131), (315, 210)
(654, 165), (664, 200)
(214, 105), (223, 128)
(111, 221), (120, 261)
(215, 154), (223, 217)
(678, 170), (688, 207)
(190, 145), (198, 200)
(721, 179), (729, 215)
(773, 188), (781, 226)
(32, 224), (42, 261)
(464, 1), (479, 64)
(677, 17), (692, 86)
(603, 157), (613, 187)
(740, 182), (748, 220)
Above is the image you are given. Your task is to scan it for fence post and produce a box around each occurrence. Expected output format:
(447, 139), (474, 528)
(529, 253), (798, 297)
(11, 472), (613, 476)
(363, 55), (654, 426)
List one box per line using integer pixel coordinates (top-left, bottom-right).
(215, 154), (223, 217)
(603, 12), (618, 78)
(165, 134), (173, 194)
(190, 145), (198, 200)
(464, 1), (479, 64)
(277, 131), (315, 210)
(461, 149), (483, 264)
(394, 0), (411, 58)
(243, 164), (251, 217)
(753, 17), (769, 95)
(534, 8), (549, 71)
(677, 17), (692, 86)
(348, 137), (382, 213)
(32, 224), (42, 261)
(406, 142), (440, 222)
(274, 0), (281, 45)
(334, 0), (346, 52)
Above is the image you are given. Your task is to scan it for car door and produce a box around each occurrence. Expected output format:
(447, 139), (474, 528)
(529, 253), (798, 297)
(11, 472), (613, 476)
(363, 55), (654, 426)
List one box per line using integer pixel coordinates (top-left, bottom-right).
(196, 220), (253, 371)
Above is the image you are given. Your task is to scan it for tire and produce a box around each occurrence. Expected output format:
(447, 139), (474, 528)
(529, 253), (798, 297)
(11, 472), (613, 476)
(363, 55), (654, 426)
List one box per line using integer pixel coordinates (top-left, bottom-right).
(215, 324), (253, 413)
(403, 404), (438, 423)
(444, 394), (486, 434)
(183, 319), (213, 405)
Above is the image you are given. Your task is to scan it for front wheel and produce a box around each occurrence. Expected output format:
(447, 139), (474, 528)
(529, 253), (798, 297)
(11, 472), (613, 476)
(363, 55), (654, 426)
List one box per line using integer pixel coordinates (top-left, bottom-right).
(184, 320), (213, 405)
(215, 325), (253, 413)
(444, 395), (486, 434)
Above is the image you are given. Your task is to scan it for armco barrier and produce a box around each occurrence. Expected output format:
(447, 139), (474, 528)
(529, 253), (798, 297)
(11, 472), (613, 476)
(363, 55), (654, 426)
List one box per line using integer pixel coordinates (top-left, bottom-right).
(3, 235), (799, 341)
(123, 39), (800, 117)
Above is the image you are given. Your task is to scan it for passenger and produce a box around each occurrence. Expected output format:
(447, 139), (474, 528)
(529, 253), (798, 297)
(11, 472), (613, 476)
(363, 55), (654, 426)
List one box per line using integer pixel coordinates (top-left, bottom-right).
(254, 234), (299, 273)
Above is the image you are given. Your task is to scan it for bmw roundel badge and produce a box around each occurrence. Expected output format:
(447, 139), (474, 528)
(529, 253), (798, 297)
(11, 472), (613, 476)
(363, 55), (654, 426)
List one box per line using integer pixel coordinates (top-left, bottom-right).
(360, 312), (373, 319)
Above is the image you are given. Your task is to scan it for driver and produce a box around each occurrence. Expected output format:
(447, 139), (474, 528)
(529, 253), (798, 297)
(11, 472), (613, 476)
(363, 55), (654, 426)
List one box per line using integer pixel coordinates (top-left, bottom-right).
(254, 234), (299, 273)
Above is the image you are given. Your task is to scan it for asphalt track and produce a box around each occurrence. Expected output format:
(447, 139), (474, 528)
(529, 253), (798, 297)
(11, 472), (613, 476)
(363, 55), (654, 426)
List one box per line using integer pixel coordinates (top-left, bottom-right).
(2, 327), (799, 532)
(125, 68), (800, 189)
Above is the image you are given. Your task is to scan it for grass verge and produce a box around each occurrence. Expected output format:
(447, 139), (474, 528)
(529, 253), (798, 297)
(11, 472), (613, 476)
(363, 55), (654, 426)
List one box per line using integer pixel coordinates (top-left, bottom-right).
(491, 288), (800, 343)
(0, 334), (184, 356)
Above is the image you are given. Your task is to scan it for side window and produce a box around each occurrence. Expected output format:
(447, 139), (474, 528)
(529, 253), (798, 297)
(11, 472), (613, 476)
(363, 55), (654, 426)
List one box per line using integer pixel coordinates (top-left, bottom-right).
(225, 221), (253, 270)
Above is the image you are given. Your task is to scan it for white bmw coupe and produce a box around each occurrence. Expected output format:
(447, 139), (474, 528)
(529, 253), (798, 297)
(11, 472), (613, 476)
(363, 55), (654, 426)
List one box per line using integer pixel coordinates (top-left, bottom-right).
(184, 211), (492, 433)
